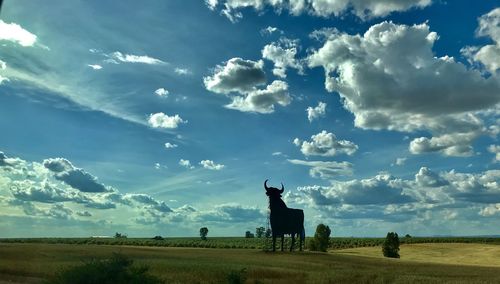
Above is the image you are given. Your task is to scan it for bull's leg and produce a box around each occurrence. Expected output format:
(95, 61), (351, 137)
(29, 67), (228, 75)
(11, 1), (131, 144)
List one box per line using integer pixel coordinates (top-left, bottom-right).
(272, 234), (276, 252)
(290, 234), (295, 252)
(299, 226), (305, 251)
(281, 235), (284, 252)
(299, 235), (303, 251)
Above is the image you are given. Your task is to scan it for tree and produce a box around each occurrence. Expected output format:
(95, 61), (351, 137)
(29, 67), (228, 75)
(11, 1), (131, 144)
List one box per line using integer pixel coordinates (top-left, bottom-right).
(255, 227), (265, 238)
(114, 232), (127, 239)
(382, 232), (400, 258)
(309, 224), (331, 252)
(265, 228), (272, 238)
(199, 227), (209, 240)
(245, 231), (255, 238)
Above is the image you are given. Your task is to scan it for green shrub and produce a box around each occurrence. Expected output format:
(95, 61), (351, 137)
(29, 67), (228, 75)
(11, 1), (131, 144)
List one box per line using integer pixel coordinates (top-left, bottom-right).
(226, 268), (247, 284)
(382, 232), (400, 258)
(46, 253), (163, 284)
(309, 224), (331, 252)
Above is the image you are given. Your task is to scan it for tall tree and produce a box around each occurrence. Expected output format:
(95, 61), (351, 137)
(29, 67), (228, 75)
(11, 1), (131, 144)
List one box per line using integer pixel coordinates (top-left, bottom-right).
(199, 227), (209, 240)
(256, 227), (265, 238)
(382, 232), (400, 258)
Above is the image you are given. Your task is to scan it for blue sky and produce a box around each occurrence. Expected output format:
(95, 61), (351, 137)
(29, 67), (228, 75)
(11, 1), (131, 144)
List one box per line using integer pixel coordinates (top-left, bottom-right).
(0, 0), (499, 237)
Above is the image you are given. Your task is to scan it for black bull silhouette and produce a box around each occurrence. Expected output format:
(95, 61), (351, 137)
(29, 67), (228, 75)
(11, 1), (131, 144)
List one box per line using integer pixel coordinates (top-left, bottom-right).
(265, 179), (305, 251)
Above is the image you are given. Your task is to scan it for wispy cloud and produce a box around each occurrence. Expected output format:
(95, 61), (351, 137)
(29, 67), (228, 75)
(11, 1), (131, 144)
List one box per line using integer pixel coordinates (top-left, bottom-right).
(106, 51), (166, 65)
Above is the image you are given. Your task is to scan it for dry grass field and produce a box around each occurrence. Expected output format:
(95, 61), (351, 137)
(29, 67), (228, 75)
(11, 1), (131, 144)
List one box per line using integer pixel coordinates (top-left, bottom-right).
(337, 243), (500, 267)
(1, 243), (500, 283)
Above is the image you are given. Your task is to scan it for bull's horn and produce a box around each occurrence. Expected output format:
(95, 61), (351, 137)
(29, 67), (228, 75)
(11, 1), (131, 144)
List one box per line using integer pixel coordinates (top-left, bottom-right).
(279, 183), (284, 193)
(264, 179), (270, 191)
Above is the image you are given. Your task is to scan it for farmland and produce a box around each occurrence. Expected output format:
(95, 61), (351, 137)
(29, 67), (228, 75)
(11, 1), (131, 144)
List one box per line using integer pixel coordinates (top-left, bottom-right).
(1, 240), (500, 283)
(2, 236), (499, 250)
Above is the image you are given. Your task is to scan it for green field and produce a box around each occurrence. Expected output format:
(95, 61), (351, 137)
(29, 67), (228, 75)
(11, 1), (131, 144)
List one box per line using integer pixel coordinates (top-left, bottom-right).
(2, 236), (499, 250)
(1, 243), (500, 283)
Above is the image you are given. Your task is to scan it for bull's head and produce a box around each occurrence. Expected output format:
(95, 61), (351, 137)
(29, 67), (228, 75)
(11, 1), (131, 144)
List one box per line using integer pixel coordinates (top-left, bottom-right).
(264, 179), (284, 197)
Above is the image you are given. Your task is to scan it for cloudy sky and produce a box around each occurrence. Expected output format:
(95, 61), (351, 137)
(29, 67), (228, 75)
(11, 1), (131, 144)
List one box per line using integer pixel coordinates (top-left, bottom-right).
(0, 0), (499, 238)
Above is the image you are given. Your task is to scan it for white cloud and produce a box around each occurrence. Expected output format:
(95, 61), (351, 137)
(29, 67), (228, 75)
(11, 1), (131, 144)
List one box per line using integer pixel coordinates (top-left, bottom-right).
(288, 159), (353, 179)
(179, 159), (194, 169)
(285, 167), (500, 222)
(295, 130), (358, 157)
(462, 8), (500, 74)
(164, 142), (178, 149)
(488, 145), (500, 162)
(306, 101), (327, 122)
(195, 203), (265, 223)
(205, 0), (218, 10)
(479, 204), (500, 216)
(308, 21), (500, 157)
(409, 131), (478, 157)
(0, 76), (9, 85)
(205, 57), (292, 113)
(199, 160), (225, 170)
(0, 60), (6, 70)
(394, 157), (407, 166)
(442, 169), (500, 203)
(295, 173), (414, 206)
(415, 167), (448, 187)
(108, 51), (165, 65)
(0, 20), (37, 47)
(262, 38), (303, 78)
(148, 113), (187, 129)
(1, 151), (183, 225)
(212, 0), (432, 22)
(260, 26), (283, 36)
(154, 88), (169, 97)
(87, 64), (102, 70)
(204, 57), (266, 94)
(174, 68), (192, 75)
(225, 80), (291, 113)
(43, 158), (110, 193)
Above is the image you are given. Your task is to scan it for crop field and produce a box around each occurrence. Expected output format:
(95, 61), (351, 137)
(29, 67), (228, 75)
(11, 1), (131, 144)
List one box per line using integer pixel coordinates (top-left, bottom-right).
(2, 236), (499, 250)
(1, 242), (500, 283)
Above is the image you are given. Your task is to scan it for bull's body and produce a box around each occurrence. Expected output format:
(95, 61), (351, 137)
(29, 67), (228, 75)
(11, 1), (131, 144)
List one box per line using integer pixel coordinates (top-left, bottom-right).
(265, 180), (305, 252)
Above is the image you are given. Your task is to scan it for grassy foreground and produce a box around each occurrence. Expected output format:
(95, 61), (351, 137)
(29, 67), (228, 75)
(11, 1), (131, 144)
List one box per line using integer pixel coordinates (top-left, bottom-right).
(1, 243), (500, 283)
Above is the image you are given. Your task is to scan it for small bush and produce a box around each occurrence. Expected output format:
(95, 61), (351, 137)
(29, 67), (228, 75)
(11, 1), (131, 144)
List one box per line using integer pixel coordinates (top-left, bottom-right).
(46, 253), (163, 284)
(382, 232), (400, 258)
(152, 235), (164, 240)
(309, 224), (331, 252)
(227, 268), (247, 284)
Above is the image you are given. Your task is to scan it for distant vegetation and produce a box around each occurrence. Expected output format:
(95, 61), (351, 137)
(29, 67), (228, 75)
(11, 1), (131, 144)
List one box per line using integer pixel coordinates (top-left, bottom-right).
(255, 227), (265, 238)
(2, 236), (499, 250)
(114, 232), (127, 239)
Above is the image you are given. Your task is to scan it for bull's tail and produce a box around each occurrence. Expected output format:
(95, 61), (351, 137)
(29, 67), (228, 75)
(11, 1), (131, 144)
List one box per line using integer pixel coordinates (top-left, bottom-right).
(301, 226), (305, 240)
